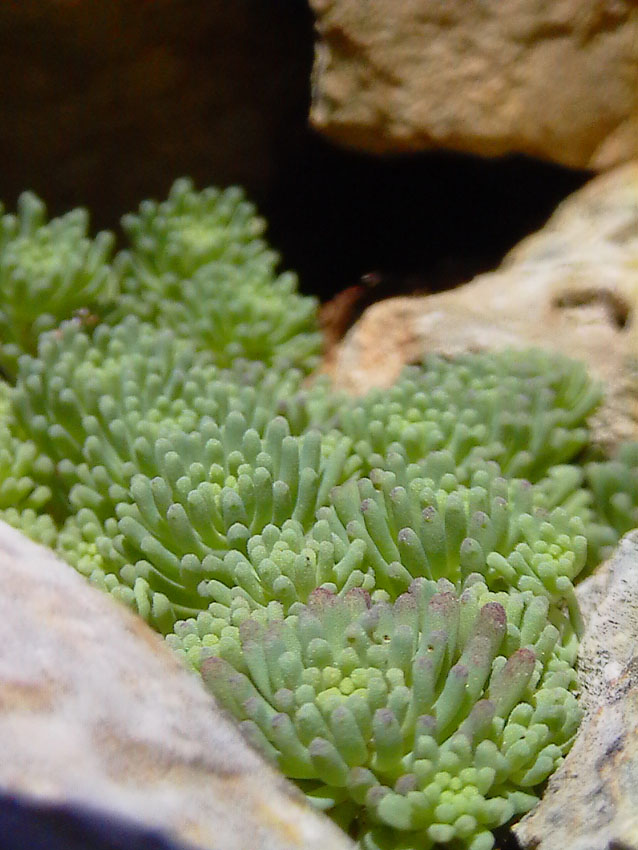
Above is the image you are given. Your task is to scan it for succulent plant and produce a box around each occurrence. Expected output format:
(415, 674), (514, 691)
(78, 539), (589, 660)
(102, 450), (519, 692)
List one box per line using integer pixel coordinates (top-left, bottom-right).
(0, 423), (53, 514)
(58, 434), (586, 636)
(331, 351), (601, 484)
(0, 192), (116, 378)
(58, 421), (353, 632)
(584, 442), (638, 563)
(175, 575), (581, 850)
(12, 316), (333, 513)
(0, 506), (57, 548)
(0, 380), (56, 545)
(1, 177), (634, 850)
(318, 457), (586, 625)
(120, 177), (274, 281)
(108, 178), (322, 371)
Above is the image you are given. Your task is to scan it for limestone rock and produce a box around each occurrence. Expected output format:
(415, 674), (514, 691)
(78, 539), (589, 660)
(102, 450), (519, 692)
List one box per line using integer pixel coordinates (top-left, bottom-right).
(515, 531), (638, 849)
(309, 0), (638, 170)
(325, 162), (638, 452)
(0, 522), (354, 850)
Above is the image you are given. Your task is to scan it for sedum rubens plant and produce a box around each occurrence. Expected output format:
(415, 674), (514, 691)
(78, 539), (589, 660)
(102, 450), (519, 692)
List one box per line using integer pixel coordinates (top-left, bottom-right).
(0, 192), (117, 380)
(107, 177), (322, 371)
(189, 577), (580, 850)
(0, 177), (635, 850)
(329, 351), (600, 485)
(584, 442), (638, 563)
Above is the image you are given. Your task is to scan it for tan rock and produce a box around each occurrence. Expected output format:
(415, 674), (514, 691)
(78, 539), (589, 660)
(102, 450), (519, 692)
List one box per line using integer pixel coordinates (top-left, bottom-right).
(309, 0), (638, 170)
(325, 162), (638, 452)
(515, 531), (638, 849)
(0, 522), (353, 850)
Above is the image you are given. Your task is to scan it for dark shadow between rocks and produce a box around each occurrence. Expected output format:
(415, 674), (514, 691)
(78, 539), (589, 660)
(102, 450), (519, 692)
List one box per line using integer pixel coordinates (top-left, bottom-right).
(0, 1), (591, 309)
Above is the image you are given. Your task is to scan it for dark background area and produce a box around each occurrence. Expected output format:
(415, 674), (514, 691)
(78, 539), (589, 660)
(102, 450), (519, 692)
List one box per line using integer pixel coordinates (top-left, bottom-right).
(0, 793), (200, 850)
(265, 141), (590, 299)
(0, 0), (591, 302)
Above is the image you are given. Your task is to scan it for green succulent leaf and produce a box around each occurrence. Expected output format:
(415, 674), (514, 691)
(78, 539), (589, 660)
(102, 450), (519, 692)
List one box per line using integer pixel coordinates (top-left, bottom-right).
(331, 350), (601, 484)
(0, 192), (117, 378)
(584, 442), (638, 564)
(13, 316), (332, 512)
(107, 178), (322, 371)
(191, 576), (581, 850)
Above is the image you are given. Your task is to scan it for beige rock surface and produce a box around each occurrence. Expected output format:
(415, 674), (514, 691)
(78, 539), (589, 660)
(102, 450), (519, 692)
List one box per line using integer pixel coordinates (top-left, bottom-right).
(309, 0), (638, 170)
(325, 162), (638, 452)
(0, 522), (354, 850)
(515, 531), (638, 849)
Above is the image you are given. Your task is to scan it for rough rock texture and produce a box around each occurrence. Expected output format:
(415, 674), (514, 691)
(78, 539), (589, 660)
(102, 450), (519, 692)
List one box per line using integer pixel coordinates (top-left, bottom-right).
(0, 522), (354, 850)
(515, 531), (638, 849)
(325, 161), (638, 452)
(0, 0), (310, 225)
(309, 0), (638, 170)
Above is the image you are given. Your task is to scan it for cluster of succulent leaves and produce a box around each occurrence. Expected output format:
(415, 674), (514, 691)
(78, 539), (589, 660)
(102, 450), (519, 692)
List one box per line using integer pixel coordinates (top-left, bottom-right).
(0, 179), (636, 850)
(0, 178), (320, 379)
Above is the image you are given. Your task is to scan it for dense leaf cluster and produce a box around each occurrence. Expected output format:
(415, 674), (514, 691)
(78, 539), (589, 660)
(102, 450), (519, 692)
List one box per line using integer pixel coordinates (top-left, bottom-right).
(0, 179), (635, 850)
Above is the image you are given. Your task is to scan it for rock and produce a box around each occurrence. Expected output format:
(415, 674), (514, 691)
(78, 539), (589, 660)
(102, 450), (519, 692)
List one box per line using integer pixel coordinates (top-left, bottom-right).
(515, 531), (638, 849)
(325, 162), (638, 452)
(309, 0), (638, 170)
(0, 522), (354, 850)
